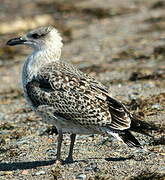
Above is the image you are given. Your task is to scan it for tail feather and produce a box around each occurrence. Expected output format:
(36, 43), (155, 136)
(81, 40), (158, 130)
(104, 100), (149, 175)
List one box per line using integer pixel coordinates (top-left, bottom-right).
(118, 117), (159, 148)
(119, 130), (142, 148)
(130, 117), (158, 137)
(119, 116), (159, 148)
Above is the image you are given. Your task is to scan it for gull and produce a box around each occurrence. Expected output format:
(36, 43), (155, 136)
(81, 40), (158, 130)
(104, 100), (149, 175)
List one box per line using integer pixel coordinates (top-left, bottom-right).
(7, 26), (153, 163)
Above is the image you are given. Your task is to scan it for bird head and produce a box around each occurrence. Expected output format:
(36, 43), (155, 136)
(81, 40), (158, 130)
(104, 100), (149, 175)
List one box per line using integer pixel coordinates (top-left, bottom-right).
(7, 26), (63, 51)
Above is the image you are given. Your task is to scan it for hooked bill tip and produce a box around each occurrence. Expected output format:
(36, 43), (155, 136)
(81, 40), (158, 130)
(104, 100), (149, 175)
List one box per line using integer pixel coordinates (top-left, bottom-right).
(6, 37), (26, 46)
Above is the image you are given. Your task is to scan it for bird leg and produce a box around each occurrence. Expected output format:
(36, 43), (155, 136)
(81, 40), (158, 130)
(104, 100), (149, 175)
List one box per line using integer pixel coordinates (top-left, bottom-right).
(65, 134), (76, 163)
(56, 130), (63, 163)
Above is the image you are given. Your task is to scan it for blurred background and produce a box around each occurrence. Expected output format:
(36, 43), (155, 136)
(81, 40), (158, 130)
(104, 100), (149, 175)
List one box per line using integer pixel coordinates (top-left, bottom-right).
(0, 0), (165, 179)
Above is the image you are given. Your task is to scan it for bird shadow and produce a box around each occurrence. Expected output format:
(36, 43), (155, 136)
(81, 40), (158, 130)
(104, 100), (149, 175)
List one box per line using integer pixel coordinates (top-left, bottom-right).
(64, 156), (133, 164)
(0, 156), (133, 171)
(0, 160), (55, 171)
(105, 156), (133, 161)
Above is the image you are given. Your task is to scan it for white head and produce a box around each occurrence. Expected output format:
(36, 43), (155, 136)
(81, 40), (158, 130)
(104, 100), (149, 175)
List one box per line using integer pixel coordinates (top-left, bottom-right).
(7, 26), (63, 59)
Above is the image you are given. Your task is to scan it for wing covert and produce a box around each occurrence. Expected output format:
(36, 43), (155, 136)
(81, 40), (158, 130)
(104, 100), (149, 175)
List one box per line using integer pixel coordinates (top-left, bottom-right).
(26, 60), (131, 130)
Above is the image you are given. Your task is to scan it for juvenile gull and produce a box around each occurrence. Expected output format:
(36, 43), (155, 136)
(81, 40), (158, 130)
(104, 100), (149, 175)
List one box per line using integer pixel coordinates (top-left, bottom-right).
(7, 26), (153, 163)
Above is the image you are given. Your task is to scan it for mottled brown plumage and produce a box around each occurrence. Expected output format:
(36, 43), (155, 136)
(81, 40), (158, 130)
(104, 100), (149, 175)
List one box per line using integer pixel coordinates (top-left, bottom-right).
(26, 60), (131, 131)
(7, 26), (154, 163)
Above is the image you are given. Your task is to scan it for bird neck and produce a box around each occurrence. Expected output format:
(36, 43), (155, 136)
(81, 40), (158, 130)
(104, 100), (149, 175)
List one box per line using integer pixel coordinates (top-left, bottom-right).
(36, 47), (62, 61)
(22, 48), (61, 84)
(31, 47), (61, 69)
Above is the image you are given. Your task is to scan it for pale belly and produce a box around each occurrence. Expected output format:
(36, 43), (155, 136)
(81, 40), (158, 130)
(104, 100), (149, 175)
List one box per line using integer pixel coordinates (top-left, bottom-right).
(36, 111), (103, 134)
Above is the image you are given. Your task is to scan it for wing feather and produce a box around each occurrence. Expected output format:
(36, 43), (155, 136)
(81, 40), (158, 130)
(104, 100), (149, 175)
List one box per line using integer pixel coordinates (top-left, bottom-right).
(26, 60), (131, 130)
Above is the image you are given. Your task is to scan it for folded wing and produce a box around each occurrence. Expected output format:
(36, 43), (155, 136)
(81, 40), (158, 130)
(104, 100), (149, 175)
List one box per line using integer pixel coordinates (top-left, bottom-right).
(26, 60), (131, 130)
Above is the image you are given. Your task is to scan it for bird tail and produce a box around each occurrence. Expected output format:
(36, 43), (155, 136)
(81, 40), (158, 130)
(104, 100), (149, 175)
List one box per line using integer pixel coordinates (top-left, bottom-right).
(106, 115), (158, 148)
(115, 116), (159, 148)
(129, 116), (158, 137)
(106, 129), (142, 148)
(118, 117), (159, 148)
(118, 130), (141, 147)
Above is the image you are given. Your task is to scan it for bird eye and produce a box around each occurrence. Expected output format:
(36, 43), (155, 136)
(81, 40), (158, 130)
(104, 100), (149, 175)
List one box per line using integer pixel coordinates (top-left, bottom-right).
(31, 33), (40, 39)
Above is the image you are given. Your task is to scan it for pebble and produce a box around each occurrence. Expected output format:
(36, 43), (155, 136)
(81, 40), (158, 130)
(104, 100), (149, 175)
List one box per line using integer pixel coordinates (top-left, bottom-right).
(158, 167), (165, 173)
(16, 139), (29, 145)
(118, 84), (122, 88)
(134, 149), (147, 153)
(143, 82), (155, 88)
(21, 170), (29, 175)
(151, 103), (161, 110)
(131, 84), (142, 90)
(76, 173), (87, 179)
(0, 112), (5, 120)
(2, 171), (13, 175)
(38, 127), (47, 135)
(46, 149), (56, 156)
(129, 93), (139, 100)
(85, 166), (93, 171)
(35, 170), (46, 175)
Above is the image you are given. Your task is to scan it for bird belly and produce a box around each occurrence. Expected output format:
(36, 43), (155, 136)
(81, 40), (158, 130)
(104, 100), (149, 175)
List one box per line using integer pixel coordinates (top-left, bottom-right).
(35, 108), (102, 134)
(61, 124), (101, 134)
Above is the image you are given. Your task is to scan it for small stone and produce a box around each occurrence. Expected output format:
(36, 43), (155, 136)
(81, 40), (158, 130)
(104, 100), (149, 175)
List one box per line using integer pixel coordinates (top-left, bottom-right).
(21, 170), (29, 175)
(118, 84), (122, 88)
(143, 82), (155, 88)
(16, 139), (29, 145)
(158, 166), (165, 173)
(151, 103), (161, 110)
(35, 170), (46, 175)
(3, 171), (13, 175)
(76, 173), (87, 179)
(134, 148), (146, 153)
(0, 112), (5, 120)
(46, 149), (56, 156)
(85, 166), (93, 171)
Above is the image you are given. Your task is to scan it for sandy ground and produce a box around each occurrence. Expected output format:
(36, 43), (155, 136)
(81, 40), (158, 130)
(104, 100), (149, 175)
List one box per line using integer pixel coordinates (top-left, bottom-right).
(0, 0), (165, 179)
